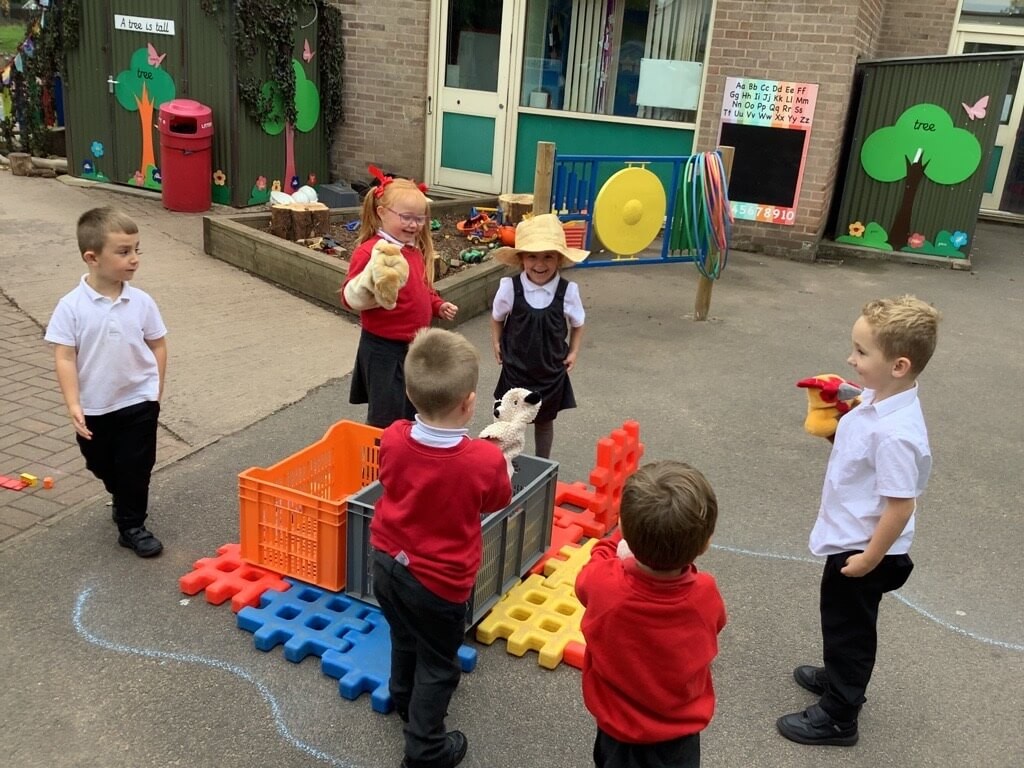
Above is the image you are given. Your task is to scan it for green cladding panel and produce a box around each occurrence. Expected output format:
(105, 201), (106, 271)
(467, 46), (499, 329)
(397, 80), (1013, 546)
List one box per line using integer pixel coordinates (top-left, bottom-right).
(64, 0), (328, 208)
(440, 113), (495, 174)
(833, 53), (1019, 259)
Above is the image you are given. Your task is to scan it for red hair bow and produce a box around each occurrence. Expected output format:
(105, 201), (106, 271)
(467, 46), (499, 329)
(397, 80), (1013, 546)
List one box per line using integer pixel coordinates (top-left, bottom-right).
(369, 164), (392, 198)
(368, 164), (429, 197)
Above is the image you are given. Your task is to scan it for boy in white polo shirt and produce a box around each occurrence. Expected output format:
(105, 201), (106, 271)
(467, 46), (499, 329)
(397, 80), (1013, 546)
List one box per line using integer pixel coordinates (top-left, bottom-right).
(45, 207), (167, 557)
(777, 295), (940, 746)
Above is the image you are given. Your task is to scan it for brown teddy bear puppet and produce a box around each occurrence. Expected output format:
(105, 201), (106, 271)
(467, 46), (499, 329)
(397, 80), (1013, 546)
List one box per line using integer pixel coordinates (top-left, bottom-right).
(343, 240), (410, 311)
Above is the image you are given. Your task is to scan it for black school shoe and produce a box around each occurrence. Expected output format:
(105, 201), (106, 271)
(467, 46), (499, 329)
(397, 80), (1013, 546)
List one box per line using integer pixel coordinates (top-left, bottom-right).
(401, 731), (468, 768)
(118, 527), (163, 558)
(793, 665), (828, 696)
(777, 704), (858, 746)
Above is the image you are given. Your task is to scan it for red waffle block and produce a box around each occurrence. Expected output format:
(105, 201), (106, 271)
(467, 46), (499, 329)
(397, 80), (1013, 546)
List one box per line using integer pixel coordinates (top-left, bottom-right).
(179, 543), (290, 612)
(529, 514), (586, 575)
(563, 640), (586, 669)
(0, 475), (29, 491)
(588, 421), (645, 533)
(553, 481), (607, 537)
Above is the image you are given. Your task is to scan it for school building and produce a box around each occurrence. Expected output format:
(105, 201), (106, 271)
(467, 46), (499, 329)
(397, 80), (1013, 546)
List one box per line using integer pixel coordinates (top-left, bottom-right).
(329, 0), (1024, 259)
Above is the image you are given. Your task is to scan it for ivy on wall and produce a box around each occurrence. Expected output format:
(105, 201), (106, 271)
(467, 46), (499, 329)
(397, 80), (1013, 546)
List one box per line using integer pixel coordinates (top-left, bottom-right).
(203, 0), (344, 139)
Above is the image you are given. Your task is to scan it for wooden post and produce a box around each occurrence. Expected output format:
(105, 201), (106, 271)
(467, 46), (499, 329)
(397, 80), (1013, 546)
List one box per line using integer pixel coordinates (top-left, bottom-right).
(532, 141), (555, 216)
(694, 145), (734, 321)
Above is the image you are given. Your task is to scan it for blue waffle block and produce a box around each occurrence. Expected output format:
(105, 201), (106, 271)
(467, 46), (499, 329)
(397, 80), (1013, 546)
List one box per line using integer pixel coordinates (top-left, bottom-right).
(320, 609), (480, 714)
(322, 611), (394, 714)
(236, 578), (374, 662)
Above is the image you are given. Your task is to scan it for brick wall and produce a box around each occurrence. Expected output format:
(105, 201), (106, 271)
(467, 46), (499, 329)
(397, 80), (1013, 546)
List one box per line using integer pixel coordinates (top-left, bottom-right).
(876, 0), (959, 59)
(321, 1), (960, 253)
(697, 0), (892, 259)
(325, 0), (432, 185)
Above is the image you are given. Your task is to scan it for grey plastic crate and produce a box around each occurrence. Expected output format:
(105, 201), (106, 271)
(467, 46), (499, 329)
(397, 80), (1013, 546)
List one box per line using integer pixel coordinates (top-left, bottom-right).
(346, 454), (558, 626)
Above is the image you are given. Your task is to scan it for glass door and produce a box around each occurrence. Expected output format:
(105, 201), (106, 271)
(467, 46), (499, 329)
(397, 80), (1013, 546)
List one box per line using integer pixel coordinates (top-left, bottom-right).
(432, 0), (514, 193)
(957, 33), (1024, 212)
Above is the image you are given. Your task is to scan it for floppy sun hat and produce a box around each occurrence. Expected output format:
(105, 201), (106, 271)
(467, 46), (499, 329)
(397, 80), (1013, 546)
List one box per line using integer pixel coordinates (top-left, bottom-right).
(491, 213), (590, 268)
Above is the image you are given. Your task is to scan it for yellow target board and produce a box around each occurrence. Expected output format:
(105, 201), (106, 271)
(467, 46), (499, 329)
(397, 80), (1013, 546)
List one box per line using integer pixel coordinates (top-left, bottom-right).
(592, 167), (667, 256)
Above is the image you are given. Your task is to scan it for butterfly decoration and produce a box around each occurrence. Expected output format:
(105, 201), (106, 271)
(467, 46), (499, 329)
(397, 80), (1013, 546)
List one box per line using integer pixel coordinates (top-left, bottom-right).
(962, 95), (988, 121)
(147, 42), (166, 68)
(303, 38), (315, 63)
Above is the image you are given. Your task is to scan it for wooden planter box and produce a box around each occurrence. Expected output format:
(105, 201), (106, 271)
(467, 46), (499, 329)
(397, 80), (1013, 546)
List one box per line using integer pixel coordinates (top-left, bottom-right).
(202, 196), (515, 325)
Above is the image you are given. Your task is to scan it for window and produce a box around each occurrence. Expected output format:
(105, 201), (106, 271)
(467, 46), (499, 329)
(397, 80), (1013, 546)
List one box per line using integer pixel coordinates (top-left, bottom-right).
(961, 1), (1024, 26)
(520, 0), (712, 123)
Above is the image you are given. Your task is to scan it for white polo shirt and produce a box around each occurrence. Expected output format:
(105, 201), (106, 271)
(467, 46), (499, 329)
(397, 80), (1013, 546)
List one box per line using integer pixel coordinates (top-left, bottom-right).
(45, 275), (167, 415)
(809, 384), (931, 556)
(491, 273), (585, 327)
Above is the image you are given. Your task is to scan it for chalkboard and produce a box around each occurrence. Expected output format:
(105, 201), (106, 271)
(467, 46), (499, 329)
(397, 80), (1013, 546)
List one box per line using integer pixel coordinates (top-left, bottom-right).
(720, 122), (807, 208)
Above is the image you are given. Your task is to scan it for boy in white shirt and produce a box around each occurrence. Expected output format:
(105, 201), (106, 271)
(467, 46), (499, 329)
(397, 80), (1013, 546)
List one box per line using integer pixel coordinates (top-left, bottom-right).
(45, 207), (167, 557)
(777, 295), (940, 746)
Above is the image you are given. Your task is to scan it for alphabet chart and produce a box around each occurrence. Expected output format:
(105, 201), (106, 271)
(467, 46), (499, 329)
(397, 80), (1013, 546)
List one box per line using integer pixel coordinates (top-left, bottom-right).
(718, 77), (819, 226)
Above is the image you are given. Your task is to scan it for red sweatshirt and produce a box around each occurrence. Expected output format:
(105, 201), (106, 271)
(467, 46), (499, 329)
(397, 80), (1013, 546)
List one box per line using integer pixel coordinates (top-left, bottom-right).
(369, 421), (512, 603)
(576, 531), (727, 744)
(341, 235), (444, 343)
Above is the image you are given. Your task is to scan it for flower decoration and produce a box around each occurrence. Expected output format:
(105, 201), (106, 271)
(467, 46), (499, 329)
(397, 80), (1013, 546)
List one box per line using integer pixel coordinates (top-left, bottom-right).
(271, 179), (282, 192)
(82, 160), (94, 174)
(133, 170), (144, 186)
(307, 172), (317, 186)
(950, 230), (968, 249)
(90, 141), (105, 158)
(255, 175), (267, 191)
(848, 221), (865, 238)
(213, 169), (227, 186)
(290, 175), (300, 191)
(907, 233), (925, 249)
(153, 168), (162, 184)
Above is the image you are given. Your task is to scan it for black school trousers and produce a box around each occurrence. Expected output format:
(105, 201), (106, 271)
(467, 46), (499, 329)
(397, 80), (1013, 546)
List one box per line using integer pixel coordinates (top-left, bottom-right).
(76, 400), (160, 532)
(372, 549), (467, 766)
(593, 728), (700, 768)
(819, 551), (914, 722)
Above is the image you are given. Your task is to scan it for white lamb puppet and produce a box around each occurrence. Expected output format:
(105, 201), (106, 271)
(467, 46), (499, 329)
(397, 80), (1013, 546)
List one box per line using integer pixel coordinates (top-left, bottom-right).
(343, 240), (410, 311)
(479, 387), (542, 478)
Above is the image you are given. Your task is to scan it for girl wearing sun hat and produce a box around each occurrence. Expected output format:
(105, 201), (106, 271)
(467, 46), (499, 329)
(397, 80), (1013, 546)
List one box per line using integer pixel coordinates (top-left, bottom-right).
(489, 213), (588, 459)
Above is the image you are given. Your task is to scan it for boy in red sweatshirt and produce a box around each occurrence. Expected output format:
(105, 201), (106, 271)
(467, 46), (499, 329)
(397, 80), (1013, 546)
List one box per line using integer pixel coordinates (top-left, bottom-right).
(576, 461), (727, 768)
(370, 328), (512, 768)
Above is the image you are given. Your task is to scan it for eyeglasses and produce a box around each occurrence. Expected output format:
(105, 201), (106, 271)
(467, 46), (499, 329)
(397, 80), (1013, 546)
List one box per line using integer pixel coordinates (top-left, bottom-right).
(383, 207), (429, 226)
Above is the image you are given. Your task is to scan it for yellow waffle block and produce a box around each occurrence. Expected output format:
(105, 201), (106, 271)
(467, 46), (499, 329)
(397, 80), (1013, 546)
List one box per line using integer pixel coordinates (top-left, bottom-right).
(541, 538), (597, 592)
(476, 574), (585, 669)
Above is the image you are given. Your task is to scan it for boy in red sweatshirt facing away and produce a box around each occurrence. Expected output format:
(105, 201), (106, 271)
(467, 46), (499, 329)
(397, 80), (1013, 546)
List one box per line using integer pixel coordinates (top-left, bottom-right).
(576, 461), (727, 768)
(370, 328), (512, 768)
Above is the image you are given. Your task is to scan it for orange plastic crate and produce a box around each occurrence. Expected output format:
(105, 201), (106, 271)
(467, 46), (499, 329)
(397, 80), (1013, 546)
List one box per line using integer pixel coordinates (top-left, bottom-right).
(238, 420), (382, 591)
(563, 221), (587, 250)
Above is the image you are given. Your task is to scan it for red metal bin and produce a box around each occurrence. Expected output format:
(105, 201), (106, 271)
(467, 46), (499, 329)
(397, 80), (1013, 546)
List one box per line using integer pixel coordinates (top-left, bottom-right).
(158, 99), (213, 213)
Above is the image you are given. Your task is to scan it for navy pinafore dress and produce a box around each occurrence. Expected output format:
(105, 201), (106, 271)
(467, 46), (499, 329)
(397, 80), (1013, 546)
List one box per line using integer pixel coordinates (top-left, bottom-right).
(495, 276), (576, 423)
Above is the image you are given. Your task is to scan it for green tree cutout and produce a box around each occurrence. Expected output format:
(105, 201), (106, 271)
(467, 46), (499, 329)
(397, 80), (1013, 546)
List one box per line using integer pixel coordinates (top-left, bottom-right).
(859, 104), (980, 250)
(261, 58), (319, 192)
(115, 47), (176, 189)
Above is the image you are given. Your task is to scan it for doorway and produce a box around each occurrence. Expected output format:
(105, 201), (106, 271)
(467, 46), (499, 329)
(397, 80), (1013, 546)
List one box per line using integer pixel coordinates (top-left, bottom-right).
(956, 32), (1024, 214)
(430, 0), (516, 193)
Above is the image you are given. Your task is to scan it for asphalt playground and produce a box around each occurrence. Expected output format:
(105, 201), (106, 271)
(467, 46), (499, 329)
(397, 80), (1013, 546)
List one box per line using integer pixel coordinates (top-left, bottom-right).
(1, 171), (1022, 768)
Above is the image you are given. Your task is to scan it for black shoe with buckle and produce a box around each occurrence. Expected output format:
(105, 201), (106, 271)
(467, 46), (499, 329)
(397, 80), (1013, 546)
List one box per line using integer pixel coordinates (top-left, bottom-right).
(777, 704), (858, 746)
(401, 731), (468, 768)
(794, 665), (828, 696)
(118, 527), (163, 558)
